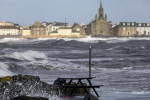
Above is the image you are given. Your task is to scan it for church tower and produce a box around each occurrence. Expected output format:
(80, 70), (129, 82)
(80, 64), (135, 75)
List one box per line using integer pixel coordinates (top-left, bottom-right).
(87, 0), (111, 36)
(99, 0), (104, 19)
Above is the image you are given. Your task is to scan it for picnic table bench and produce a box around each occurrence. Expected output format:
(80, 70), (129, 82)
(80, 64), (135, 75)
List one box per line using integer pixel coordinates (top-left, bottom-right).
(56, 77), (103, 97)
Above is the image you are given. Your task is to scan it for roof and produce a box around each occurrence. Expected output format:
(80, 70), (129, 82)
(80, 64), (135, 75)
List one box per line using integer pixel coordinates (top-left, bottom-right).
(0, 26), (19, 29)
(119, 22), (137, 27)
(137, 23), (150, 27)
(49, 31), (58, 33)
(58, 27), (72, 29)
(31, 25), (45, 28)
(54, 22), (68, 26)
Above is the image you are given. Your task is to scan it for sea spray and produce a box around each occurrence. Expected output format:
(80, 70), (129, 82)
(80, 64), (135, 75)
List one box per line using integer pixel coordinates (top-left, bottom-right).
(0, 75), (61, 100)
(0, 62), (14, 77)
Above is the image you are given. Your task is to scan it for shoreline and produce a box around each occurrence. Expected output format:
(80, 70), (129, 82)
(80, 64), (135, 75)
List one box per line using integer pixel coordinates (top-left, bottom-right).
(0, 35), (150, 39)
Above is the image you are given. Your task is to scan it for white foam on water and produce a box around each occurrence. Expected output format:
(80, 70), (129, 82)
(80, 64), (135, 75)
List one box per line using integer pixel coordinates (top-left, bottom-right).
(43, 58), (88, 71)
(0, 62), (14, 77)
(4, 50), (47, 61)
(1, 37), (150, 44)
(129, 91), (150, 94)
(0, 38), (27, 43)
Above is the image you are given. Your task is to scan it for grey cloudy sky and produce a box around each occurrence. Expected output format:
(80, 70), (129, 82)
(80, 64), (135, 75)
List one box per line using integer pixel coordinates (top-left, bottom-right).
(0, 0), (150, 25)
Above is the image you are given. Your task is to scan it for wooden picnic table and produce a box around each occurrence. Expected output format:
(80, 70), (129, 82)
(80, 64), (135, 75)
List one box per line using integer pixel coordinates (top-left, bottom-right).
(58, 77), (103, 97)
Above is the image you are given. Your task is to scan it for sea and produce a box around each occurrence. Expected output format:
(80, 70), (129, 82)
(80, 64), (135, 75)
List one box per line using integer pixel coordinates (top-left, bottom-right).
(0, 37), (150, 100)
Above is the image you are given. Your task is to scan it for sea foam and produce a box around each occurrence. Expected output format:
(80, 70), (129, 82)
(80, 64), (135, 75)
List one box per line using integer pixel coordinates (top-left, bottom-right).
(0, 62), (14, 77)
(4, 50), (47, 61)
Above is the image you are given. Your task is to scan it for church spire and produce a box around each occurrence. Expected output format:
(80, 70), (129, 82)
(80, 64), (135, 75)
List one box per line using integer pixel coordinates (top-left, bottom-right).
(99, 0), (104, 19)
(105, 14), (107, 20)
(100, 0), (102, 8)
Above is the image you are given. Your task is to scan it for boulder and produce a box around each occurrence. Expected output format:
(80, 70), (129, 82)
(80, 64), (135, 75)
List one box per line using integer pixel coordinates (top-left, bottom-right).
(0, 74), (54, 100)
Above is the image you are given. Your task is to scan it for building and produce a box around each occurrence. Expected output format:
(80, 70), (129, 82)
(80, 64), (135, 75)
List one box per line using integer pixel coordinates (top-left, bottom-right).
(136, 23), (150, 36)
(22, 29), (31, 36)
(0, 26), (19, 36)
(30, 25), (46, 36)
(46, 22), (69, 35)
(113, 22), (137, 36)
(30, 21), (46, 36)
(49, 27), (80, 37)
(87, 0), (111, 36)
(72, 23), (86, 36)
(0, 21), (14, 26)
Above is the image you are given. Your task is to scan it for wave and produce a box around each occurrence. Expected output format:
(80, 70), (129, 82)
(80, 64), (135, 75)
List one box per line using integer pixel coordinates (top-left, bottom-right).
(4, 50), (47, 61)
(0, 62), (14, 77)
(1, 37), (150, 44)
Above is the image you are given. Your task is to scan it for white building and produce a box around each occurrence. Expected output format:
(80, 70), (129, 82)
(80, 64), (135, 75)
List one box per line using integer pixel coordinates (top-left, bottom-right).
(49, 27), (80, 37)
(0, 21), (14, 26)
(136, 23), (150, 36)
(0, 26), (19, 36)
(46, 22), (69, 35)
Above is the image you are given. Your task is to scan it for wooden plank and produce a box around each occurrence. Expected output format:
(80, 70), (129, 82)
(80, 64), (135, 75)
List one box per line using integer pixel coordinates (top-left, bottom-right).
(58, 77), (96, 80)
(62, 85), (102, 88)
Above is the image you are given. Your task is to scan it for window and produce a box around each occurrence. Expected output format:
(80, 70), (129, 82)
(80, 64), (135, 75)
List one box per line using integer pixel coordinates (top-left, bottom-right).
(127, 23), (130, 26)
(76, 28), (80, 32)
(123, 27), (126, 30)
(132, 23), (134, 26)
(123, 23), (125, 26)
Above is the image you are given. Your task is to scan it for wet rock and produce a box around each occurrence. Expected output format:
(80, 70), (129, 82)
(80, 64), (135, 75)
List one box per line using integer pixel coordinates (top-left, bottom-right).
(0, 74), (55, 100)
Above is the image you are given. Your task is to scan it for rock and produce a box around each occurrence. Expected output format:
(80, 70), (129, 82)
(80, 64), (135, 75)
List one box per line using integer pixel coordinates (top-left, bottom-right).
(11, 96), (49, 100)
(0, 74), (55, 100)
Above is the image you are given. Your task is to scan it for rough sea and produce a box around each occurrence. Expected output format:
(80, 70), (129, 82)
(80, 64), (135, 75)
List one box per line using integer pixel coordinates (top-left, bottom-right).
(0, 37), (150, 100)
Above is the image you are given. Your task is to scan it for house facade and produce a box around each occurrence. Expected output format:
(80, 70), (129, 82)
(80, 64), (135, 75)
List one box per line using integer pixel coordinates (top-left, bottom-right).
(0, 26), (19, 36)
(136, 23), (150, 36)
(0, 21), (14, 26)
(72, 23), (86, 36)
(30, 25), (46, 36)
(112, 22), (137, 36)
(49, 27), (80, 37)
(46, 22), (69, 35)
(22, 29), (31, 36)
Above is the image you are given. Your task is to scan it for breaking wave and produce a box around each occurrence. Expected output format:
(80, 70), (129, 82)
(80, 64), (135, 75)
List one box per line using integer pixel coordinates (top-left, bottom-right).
(4, 50), (47, 61)
(1, 37), (150, 44)
(0, 62), (14, 77)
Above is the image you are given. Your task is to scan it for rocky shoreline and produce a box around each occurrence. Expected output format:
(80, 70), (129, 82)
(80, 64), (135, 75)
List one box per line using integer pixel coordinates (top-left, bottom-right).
(0, 75), (56, 100)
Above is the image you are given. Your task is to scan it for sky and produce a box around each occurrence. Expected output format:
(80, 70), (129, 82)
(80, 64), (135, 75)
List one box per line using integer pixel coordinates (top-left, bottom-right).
(0, 0), (150, 25)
